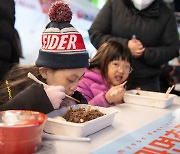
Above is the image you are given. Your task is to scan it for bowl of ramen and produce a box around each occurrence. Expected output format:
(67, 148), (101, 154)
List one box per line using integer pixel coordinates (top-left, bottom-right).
(44, 104), (118, 137)
(123, 90), (177, 108)
(0, 110), (47, 153)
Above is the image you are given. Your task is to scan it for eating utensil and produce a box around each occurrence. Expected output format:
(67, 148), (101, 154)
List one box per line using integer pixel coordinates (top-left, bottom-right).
(27, 72), (80, 103)
(165, 85), (174, 98)
(110, 81), (127, 96)
(43, 132), (90, 142)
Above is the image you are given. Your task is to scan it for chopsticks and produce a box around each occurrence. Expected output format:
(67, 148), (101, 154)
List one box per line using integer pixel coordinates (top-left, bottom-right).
(64, 94), (80, 103)
(28, 72), (48, 88)
(27, 72), (80, 103)
(165, 85), (174, 98)
(43, 132), (90, 142)
(110, 81), (127, 96)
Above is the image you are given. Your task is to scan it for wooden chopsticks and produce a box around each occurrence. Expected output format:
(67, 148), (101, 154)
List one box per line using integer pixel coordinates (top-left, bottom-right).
(165, 85), (174, 98)
(110, 81), (127, 96)
(65, 95), (80, 103)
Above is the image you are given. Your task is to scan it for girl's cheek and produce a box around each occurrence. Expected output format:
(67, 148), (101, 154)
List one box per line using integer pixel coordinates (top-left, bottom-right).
(123, 74), (129, 80)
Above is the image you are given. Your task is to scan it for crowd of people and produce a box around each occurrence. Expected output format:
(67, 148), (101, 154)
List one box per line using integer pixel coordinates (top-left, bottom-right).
(0, 0), (179, 113)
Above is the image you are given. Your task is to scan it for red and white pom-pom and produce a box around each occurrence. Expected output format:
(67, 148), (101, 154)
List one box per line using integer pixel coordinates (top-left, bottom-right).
(48, 0), (72, 23)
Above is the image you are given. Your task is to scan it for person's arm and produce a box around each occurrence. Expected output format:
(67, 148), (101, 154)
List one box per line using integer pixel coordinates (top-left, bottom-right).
(88, 0), (128, 49)
(77, 80), (110, 107)
(139, 12), (179, 66)
(87, 83), (126, 107)
(0, 83), (54, 114)
(88, 91), (110, 107)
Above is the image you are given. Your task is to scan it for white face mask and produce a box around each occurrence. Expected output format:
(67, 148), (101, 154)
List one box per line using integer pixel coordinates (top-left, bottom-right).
(131, 0), (155, 11)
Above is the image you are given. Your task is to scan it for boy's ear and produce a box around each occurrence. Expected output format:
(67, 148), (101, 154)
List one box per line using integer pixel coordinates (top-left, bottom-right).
(39, 67), (49, 79)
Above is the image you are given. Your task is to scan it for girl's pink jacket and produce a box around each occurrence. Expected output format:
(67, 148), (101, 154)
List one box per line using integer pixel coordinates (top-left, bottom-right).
(77, 69), (110, 107)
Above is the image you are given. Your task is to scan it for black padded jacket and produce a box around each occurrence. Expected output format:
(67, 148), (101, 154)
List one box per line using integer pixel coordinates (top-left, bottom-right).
(89, 0), (179, 91)
(0, 83), (87, 114)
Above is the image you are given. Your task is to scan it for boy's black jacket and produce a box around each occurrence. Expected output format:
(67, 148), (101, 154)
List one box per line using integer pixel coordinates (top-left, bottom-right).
(0, 83), (87, 114)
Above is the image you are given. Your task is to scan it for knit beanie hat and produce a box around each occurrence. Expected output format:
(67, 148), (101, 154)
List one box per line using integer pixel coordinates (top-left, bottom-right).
(35, 1), (89, 69)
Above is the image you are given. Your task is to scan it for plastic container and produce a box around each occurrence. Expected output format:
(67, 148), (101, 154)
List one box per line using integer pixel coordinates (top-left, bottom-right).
(123, 90), (177, 108)
(44, 104), (118, 137)
(0, 110), (47, 154)
(175, 83), (180, 91)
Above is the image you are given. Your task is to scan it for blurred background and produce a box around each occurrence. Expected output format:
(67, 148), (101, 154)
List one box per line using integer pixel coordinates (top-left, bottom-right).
(14, 0), (106, 65)
(14, 0), (180, 65)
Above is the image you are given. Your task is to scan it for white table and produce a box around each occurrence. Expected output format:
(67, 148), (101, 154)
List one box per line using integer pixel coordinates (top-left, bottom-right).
(36, 97), (180, 154)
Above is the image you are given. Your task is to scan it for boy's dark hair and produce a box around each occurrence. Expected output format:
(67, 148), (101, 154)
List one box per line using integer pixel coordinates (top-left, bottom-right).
(0, 64), (44, 104)
(89, 41), (132, 79)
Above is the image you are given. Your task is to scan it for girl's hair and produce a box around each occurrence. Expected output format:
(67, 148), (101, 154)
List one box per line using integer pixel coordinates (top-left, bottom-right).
(89, 41), (132, 79)
(0, 64), (45, 104)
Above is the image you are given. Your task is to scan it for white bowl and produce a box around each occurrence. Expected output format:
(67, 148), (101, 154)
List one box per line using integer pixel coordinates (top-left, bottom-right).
(123, 90), (177, 108)
(44, 104), (118, 137)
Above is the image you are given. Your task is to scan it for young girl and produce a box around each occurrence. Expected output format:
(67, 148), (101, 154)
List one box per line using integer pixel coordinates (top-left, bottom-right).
(0, 1), (89, 114)
(77, 41), (132, 107)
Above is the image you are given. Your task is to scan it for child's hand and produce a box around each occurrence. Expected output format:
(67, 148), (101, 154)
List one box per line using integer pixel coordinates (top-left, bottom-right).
(44, 86), (66, 109)
(105, 84), (126, 104)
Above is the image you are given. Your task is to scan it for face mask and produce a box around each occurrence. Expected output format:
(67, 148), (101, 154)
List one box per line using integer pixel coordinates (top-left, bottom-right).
(131, 0), (155, 11)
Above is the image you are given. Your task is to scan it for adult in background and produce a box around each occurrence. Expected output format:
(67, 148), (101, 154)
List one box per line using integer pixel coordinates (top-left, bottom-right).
(89, 0), (179, 91)
(174, 0), (180, 12)
(0, 0), (23, 81)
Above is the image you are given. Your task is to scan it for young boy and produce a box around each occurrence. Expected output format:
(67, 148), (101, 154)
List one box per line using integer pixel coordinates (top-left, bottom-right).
(0, 1), (89, 113)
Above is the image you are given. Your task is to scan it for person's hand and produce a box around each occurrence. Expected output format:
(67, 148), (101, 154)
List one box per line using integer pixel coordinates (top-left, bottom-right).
(44, 86), (66, 109)
(128, 39), (145, 58)
(105, 84), (126, 104)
